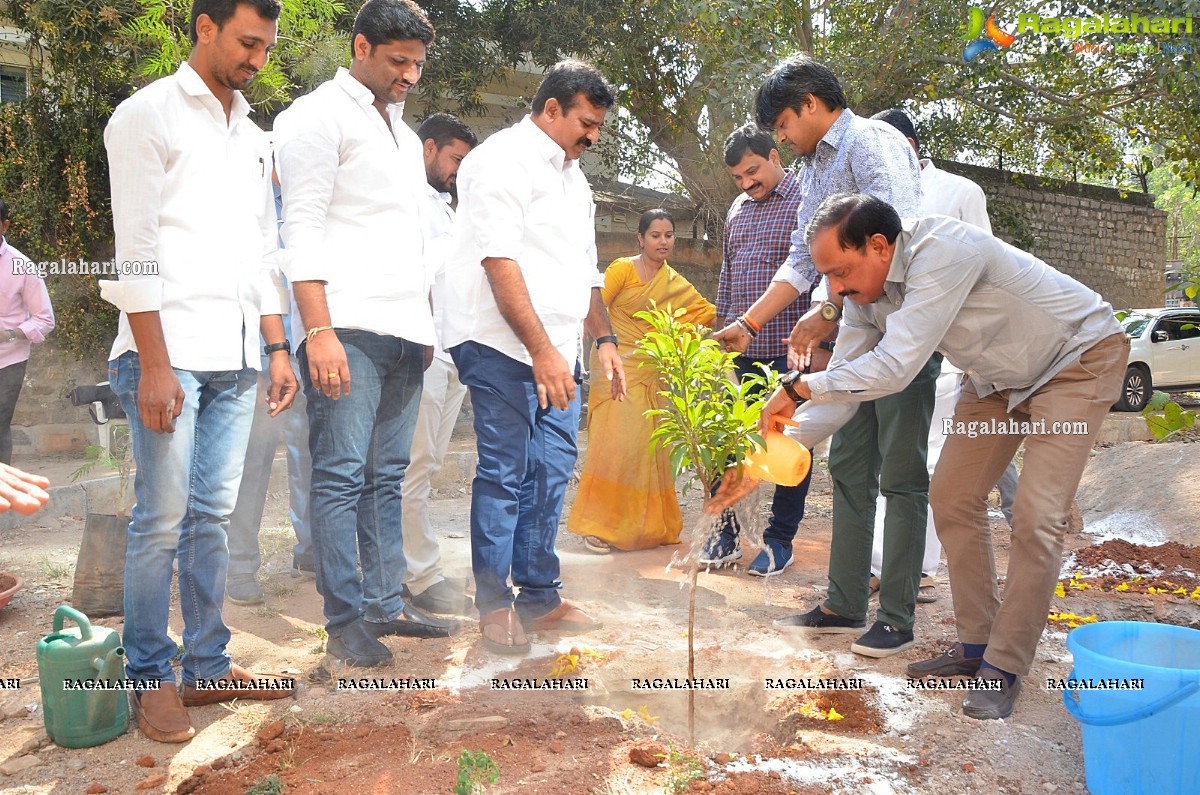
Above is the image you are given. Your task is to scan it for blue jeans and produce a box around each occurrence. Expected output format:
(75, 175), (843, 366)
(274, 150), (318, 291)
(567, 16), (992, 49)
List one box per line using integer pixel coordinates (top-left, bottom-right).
(718, 354), (813, 545)
(450, 341), (580, 621)
(109, 351), (257, 685)
(228, 355), (313, 580)
(299, 330), (423, 633)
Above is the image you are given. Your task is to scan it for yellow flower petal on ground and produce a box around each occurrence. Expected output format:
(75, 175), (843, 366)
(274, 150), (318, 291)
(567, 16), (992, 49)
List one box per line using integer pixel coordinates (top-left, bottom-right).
(1055, 583), (1066, 598)
(1114, 582), (1129, 592)
(826, 707), (844, 721)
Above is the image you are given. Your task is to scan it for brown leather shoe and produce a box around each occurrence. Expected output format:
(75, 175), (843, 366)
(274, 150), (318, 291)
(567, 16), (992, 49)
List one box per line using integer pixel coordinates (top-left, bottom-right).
(523, 600), (600, 632)
(132, 686), (195, 743)
(479, 607), (530, 655)
(181, 663), (295, 706)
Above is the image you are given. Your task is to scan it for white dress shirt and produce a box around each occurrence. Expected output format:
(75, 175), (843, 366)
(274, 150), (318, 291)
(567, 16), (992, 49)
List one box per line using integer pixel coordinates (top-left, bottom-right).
(442, 115), (600, 365)
(920, 160), (991, 233)
(274, 67), (432, 344)
(422, 183), (456, 362)
(100, 62), (284, 371)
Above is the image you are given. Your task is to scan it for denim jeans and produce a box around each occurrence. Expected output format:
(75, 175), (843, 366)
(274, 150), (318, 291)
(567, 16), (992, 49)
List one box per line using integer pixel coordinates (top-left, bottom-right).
(718, 354), (813, 545)
(228, 355), (313, 580)
(299, 330), (423, 633)
(450, 341), (579, 621)
(109, 351), (257, 684)
(0, 359), (27, 464)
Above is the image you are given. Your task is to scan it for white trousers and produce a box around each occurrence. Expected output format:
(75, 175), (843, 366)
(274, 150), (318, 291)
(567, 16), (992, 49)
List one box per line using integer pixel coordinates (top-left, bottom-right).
(400, 356), (468, 594)
(870, 368), (960, 577)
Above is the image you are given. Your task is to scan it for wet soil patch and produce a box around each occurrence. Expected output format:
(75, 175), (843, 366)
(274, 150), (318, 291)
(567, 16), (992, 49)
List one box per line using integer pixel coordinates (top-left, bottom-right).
(770, 688), (886, 740)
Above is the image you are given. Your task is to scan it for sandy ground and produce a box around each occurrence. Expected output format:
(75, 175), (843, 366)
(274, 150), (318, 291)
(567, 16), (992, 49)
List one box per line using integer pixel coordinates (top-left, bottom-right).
(0, 448), (1197, 794)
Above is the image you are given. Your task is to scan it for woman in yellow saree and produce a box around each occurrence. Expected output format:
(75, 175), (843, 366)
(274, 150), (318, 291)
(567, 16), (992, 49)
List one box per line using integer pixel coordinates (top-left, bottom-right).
(567, 210), (716, 552)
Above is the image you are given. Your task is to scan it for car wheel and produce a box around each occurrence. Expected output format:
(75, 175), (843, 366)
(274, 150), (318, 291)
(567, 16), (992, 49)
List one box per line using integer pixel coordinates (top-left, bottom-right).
(1113, 365), (1151, 411)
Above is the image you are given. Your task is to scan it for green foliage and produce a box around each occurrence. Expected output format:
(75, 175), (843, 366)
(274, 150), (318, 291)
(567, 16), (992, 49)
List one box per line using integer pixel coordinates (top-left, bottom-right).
(1142, 391), (1198, 442)
(1148, 157), (1200, 302)
(244, 774), (285, 795)
(636, 306), (768, 494)
(661, 747), (706, 793)
(454, 749), (499, 795)
(69, 424), (133, 512)
(0, 0), (140, 359)
(481, 0), (1200, 244)
(122, 0), (349, 109)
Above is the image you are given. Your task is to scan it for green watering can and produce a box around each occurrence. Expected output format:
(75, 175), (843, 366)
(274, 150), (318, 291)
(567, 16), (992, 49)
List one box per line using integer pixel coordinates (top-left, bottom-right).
(36, 605), (129, 748)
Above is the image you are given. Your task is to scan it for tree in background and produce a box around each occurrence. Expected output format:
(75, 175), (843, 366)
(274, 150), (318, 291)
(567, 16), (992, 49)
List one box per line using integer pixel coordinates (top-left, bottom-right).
(1150, 161), (1200, 304)
(0, 0), (346, 360)
(479, 0), (1200, 241)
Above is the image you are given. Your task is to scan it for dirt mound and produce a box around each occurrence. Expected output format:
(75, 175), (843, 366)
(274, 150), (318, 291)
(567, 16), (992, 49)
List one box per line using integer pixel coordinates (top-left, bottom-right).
(1076, 442), (1200, 545)
(1072, 538), (1199, 579)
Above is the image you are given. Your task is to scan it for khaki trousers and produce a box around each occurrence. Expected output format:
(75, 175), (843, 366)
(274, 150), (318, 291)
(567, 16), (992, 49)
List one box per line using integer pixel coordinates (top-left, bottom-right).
(930, 333), (1128, 675)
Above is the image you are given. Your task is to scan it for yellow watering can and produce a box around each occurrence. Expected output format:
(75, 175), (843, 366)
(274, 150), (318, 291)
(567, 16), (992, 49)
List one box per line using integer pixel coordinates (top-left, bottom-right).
(742, 427), (811, 487)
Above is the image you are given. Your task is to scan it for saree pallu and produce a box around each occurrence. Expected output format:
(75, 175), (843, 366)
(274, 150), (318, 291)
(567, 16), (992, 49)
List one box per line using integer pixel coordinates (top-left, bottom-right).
(567, 258), (715, 550)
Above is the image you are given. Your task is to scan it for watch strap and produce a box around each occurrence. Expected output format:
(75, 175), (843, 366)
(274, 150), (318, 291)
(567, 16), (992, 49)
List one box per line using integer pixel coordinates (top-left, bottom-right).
(780, 370), (803, 402)
(595, 335), (619, 349)
(263, 340), (292, 356)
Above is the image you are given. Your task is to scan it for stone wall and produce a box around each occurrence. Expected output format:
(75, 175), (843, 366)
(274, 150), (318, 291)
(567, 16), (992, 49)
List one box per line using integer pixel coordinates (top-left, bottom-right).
(599, 164), (1166, 314)
(9, 344), (107, 456)
(596, 231), (723, 303)
(938, 161), (1165, 310)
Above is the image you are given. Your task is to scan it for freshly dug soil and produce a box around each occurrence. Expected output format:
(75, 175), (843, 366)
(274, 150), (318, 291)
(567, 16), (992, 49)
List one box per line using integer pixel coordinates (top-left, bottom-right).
(1071, 538), (1199, 578)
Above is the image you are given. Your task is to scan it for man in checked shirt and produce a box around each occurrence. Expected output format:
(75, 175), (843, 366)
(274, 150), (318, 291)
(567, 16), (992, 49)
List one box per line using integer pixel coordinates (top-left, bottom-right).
(698, 124), (823, 577)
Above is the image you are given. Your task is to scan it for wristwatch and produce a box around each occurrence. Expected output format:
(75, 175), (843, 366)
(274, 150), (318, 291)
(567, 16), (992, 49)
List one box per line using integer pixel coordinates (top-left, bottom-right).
(779, 370), (804, 402)
(263, 340), (291, 356)
(819, 301), (841, 322)
(3, 330), (16, 342)
(595, 335), (618, 350)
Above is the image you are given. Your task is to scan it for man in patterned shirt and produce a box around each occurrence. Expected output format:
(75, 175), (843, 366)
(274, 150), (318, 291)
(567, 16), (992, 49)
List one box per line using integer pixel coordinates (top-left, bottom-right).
(700, 124), (820, 577)
(713, 55), (934, 659)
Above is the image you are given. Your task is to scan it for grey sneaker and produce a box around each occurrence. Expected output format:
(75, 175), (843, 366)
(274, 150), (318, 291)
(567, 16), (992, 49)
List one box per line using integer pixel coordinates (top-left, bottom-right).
(905, 643), (984, 678)
(774, 605), (866, 634)
(226, 578), (264, 606)
(850, 621), (915, 658)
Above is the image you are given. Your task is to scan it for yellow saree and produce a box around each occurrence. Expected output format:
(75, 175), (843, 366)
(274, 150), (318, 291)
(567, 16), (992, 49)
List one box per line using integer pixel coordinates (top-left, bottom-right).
(567, 257), (716, 550)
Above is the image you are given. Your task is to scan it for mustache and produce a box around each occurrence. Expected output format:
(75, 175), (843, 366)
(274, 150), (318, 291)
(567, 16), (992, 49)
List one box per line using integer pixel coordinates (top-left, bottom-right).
(837, 290), (858, 298)
(576, 137), (593, 149)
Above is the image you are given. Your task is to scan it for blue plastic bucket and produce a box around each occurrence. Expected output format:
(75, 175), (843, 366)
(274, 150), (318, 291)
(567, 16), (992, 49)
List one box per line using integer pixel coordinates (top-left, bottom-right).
(1062, 621), (1200, 795)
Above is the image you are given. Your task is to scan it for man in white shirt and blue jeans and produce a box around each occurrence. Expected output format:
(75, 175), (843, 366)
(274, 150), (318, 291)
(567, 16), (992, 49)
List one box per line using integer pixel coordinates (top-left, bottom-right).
(102, 0), (297, 743)
(443, 60), (627, 655)
(275, 0), (457, 668)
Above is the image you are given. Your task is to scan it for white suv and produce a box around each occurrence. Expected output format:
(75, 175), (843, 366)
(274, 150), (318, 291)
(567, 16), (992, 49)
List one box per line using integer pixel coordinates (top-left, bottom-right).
(1114, 307), (1200, 411)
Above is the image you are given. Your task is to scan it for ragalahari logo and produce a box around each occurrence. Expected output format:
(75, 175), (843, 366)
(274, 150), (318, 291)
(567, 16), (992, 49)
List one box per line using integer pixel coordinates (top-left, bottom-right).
(964, 7), (1018, 61)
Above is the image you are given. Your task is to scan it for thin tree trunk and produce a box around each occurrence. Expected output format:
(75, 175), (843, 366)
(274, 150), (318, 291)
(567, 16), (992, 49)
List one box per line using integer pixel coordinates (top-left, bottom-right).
(688, 559), (698, 746)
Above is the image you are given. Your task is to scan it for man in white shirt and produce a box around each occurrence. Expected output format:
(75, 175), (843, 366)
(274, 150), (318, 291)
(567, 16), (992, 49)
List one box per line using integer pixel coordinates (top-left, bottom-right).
(274, 0), (456, 669)
(866, 108), (1018, 601)
(443, 60), (627, 655)
(400, 112), (477, 616)
(101, 0), (296, 743)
